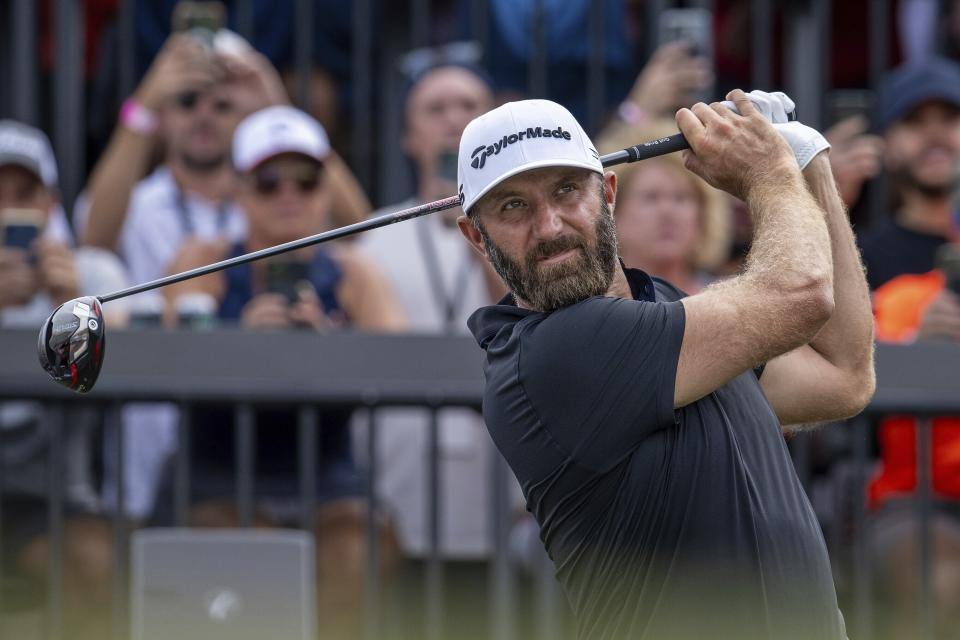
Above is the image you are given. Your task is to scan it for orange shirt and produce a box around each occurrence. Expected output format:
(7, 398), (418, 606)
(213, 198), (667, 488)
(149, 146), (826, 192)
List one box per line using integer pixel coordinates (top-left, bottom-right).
(868, 270), (960, 507)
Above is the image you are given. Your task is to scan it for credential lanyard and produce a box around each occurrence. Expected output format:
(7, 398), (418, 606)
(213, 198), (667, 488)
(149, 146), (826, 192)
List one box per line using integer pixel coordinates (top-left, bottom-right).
(416, 216), (472, 332)
(174, 188), (231, 237)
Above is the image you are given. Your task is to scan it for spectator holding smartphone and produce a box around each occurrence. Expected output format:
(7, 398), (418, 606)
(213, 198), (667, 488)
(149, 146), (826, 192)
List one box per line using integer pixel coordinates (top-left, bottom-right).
(0, 120), (127, 640)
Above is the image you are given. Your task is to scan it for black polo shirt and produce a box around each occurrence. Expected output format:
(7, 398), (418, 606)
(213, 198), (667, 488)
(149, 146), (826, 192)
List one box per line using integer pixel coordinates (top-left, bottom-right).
(468, 267), (846, 640)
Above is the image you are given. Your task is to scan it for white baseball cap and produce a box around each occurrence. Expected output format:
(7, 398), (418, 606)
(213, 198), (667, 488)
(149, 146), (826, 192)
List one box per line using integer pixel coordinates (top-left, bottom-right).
(0, 120), (58, 188)
(232, 105), (330, 173)
(457, 99), (601, 214)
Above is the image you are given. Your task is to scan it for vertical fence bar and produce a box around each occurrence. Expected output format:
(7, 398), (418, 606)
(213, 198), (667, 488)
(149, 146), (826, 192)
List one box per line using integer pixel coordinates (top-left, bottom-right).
(351, 0), (373, 192)
(471, 0), (488, 59)
(411, 0), (430, 49)
(174, 403), (192, 527)
(916, 417), (934, 640)
(110, 404), (128, 640)
(293, 0), (313, 109)
(528, 0), (547, 98)
(298, 406), (318, 531)
(234, 0), (254, 42)
(45, 405), (65, 640)
(751, 0), (773, 90)
(586, 0), (606, 135)
(364, 405), (381, 640)
(851, 414), (873, 639)
(53, 0), (85, 216)
(235, 404), (255, 528)
(0, 402), (5, 632)
(784, 0), (827, 130)
(488, 450), (515, 640)
(866, 0), (890, 230)
(118, 0), (135, 100)
(425, 407), (443, 640)
(11, 0), (38, 124)
(645, 0), (669, 60)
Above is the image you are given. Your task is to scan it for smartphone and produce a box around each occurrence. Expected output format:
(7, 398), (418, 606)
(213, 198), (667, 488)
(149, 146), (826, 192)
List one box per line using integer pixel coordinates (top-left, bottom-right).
(265, 260), (311, 303)
(826, 89), (875, 128)
(936, 244), (960, 294)
(1, 208), (44, 251)
(172, 1), (226, 47)
(658, 8), (713, 103)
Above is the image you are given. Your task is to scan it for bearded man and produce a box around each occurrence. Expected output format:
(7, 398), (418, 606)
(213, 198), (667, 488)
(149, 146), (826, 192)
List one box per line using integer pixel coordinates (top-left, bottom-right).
(455, 92), (875, 640)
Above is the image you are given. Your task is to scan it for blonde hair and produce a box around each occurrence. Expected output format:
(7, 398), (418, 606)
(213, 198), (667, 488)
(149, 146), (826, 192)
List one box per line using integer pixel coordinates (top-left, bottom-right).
(596, 118), (731, 271)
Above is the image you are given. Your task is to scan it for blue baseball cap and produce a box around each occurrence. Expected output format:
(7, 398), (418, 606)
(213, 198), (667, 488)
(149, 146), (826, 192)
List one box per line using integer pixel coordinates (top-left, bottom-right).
(876, 56), (960, 131)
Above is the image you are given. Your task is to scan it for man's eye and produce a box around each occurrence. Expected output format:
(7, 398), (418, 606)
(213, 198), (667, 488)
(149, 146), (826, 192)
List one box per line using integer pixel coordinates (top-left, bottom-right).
(502, 199), (525, 211)
(557, 183), (577, 194)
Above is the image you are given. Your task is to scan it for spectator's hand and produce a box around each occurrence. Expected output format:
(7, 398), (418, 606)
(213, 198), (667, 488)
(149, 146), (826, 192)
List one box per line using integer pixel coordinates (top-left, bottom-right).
(626, 42), (713, 119)
(0, 247), (39, 308)
(163, 239), (229, 302)
(824, 115), (884, 207)
(240, 293), (291, 329)
(134, 34), (221, 111)
(220, 49), (289, 115)
(288, 286), (338, 331)
(35, 240), (78, 304)
(918, 288), (960, 341)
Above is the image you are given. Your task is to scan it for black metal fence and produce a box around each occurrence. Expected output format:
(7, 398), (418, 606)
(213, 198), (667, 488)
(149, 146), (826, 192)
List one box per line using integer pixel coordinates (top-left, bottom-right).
(1, 329), (959, 639)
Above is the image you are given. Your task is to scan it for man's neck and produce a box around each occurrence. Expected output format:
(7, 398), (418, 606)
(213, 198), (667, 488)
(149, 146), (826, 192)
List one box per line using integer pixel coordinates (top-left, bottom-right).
(169, 159), (235, 204)
(899, 190), (955, 237)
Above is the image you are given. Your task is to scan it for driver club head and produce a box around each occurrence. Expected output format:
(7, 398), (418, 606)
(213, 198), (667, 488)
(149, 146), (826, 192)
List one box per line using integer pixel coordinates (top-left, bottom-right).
(37, 296), (105, 393)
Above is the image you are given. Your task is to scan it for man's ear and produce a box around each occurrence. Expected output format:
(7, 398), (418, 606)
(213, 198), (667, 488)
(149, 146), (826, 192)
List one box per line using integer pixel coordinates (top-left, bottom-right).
(457, 214), (487, 258)
(603, 170), (617, 213)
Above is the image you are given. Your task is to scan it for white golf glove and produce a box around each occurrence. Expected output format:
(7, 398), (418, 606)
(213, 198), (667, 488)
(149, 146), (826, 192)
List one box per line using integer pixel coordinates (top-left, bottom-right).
(719, 90), (830, 169)
(772, 121), (831, 170)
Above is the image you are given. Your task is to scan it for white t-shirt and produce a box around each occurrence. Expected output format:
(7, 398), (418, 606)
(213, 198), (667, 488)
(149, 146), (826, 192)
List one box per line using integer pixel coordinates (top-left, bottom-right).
(356, 200), (518, 558)
(77, 166), (246, 293)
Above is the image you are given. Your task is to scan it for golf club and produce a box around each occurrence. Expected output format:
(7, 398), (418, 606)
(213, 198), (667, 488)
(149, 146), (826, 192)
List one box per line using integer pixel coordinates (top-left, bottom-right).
(38, 101), (797, 393)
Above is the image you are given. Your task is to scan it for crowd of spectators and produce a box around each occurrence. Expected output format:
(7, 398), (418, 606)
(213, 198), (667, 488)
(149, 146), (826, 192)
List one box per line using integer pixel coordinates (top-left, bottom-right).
(3, 1), (960, 638)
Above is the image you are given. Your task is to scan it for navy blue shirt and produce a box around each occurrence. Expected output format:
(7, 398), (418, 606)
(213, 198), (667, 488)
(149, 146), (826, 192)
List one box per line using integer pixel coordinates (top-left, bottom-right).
(468, 267), (845, 640)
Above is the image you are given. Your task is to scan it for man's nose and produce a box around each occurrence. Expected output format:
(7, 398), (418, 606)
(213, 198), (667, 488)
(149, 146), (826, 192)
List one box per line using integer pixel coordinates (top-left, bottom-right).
(530, 202), (565, 240)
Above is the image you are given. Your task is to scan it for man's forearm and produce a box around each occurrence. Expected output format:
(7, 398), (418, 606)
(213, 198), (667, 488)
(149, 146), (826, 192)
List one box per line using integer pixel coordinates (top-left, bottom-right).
(801, 154), (874, 373)
(81, 128), (155, 249)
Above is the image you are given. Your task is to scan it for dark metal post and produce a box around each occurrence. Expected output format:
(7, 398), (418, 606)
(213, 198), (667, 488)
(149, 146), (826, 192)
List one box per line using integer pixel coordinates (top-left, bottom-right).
(298, 406), (318, 531)
(235, 404), (255, 528)
(118, 0), (136, 99)
(11, 0), (38, 124)
(852, 415), (873, 639)
(425, 407), (443, 640)
(53, 0), (85, 217)
(586, 0), (606, 134)
(645, 0), (669, 60)
(784, 0), (828, 130)
(528, 0), (547, 98)
(234, 0), (254, 42)
(411, 0), (430, 49)
(866, 0), (890, 229)
(364, 406), (381, 640)
(751, 0), (773, 90)
(351, 0), (374, 192)
(471, 0), (488, 59)
(916, 417), (934, 640)
(294, 0), (313, 109)
(488, 450), (515, 640)
(46, 405), (65, 640)
(110, 404), (128, 640)
(174, 403), (192, 526)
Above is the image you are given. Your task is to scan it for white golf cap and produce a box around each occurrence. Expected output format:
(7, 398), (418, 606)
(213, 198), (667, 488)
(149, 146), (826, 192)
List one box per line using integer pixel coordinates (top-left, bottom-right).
(0, 120), (58, 188)
(232, 105), (330, 173)
(457, 99), (601, 214)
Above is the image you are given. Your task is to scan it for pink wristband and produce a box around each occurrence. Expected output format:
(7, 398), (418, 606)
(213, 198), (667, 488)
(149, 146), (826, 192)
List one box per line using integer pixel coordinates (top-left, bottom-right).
(120, 98), (159, 135)
(618, 100), (649, 127)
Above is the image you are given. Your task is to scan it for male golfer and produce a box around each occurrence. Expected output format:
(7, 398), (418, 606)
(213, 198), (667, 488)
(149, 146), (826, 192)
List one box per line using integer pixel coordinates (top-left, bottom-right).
(456, 90), (874, 639)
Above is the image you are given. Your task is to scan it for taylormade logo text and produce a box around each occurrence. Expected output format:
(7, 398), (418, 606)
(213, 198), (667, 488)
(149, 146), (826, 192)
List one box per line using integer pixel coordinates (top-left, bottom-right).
(470, 125), (572, 169)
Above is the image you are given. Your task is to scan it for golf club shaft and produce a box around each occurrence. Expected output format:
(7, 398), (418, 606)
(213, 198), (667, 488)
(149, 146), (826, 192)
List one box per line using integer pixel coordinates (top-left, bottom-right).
(98, 136), (690, 305)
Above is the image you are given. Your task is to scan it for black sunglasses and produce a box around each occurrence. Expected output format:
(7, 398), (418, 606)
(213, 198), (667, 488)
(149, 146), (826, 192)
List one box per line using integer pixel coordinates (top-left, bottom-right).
(251, 165), (323, 196)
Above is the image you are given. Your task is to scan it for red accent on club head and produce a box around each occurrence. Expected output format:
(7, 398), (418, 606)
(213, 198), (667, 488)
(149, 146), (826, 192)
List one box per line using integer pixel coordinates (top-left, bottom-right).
(70, 363), (78, 387)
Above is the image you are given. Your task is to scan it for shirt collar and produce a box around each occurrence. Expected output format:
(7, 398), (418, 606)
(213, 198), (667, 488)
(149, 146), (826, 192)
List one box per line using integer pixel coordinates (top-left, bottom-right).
(467, 262), (658, 349)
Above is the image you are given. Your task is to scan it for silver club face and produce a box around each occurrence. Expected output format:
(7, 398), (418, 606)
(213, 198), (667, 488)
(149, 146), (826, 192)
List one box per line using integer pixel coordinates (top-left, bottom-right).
(37, 296), (106, 393)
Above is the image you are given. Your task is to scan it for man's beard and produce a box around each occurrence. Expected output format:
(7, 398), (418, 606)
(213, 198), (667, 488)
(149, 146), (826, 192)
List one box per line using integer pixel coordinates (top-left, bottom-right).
(180, 150), (228, 173)
(477, 187), (619, 312)
(889, 163), (959, 199)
